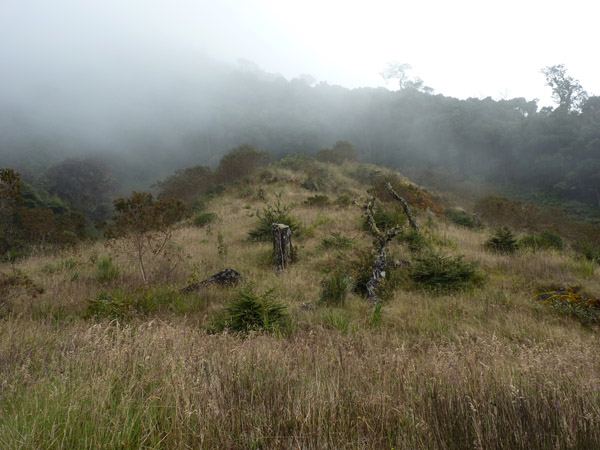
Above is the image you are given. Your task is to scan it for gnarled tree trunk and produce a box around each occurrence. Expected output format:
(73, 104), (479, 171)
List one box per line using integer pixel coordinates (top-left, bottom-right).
(364, 197), (401, 303)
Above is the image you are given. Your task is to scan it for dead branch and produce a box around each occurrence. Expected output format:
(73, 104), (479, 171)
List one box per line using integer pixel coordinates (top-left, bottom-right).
(385, 182), (419, 232)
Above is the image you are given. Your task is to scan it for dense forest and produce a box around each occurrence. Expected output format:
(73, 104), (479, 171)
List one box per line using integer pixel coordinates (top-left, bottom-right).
(2, 59), (599, 257)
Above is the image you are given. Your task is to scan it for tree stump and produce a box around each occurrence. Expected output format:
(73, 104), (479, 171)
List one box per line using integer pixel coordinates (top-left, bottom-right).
(272, 223), (293, 270)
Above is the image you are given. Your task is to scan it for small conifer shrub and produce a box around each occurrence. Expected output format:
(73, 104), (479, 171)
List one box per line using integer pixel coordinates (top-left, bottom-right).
(409, 252), (482, 292)
(484, 227), (519, 254)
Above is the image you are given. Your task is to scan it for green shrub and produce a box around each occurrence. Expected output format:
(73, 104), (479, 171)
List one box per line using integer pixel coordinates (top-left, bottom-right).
(320, 270), (355, 306)
(398, 229), (431, 253)
(334, 194), (354, 207)
(362, 203), (406, 232)
(212, 290), (291, 334)
(304, 195), (330, 207)
(446, 208), (481, 229)
(573, 239), (600, 263)
(519, 230), (564, 251)
(193, 212), (217, 228)
(96, 255), (119, 282)
(409, 252), (482, 292)
(345, 248), (402, 301)
(320, 232), (354, 250)
(484, 227), (519, 254)
(301, 176), (326, 192)
(248, 193), (302, 242)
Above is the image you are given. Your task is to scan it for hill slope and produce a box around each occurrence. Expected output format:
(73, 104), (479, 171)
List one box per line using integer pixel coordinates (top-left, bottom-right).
(1, 159), (599, 449)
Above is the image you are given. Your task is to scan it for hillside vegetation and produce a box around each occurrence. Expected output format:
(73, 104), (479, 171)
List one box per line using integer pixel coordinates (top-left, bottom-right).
(1, 157), (600, 449)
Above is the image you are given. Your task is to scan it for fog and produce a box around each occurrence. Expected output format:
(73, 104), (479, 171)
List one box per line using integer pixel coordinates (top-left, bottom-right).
(1, 0), (599, 195)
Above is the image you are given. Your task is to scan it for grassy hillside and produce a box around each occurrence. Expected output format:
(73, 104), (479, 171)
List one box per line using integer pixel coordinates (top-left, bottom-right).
(1, 159), (599, 449)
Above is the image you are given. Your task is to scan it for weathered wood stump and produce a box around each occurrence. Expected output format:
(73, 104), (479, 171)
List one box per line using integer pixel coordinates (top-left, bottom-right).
(272, 223), (293, 271)
(180, 268), (242, 293)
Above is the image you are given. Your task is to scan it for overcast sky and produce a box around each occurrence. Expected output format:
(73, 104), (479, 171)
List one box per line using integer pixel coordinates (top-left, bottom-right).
(1, 0), (598, 107)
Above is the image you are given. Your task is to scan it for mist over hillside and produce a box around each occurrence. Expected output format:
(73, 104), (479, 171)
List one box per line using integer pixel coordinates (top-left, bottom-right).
(2, 52), (599, 211)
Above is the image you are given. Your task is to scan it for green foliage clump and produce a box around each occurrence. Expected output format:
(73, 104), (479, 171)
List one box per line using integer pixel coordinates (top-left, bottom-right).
(334, 194), (354, 207)
(398, 229), (431, 253)
(573, 239), (600, 264)
(320, 232), (354, 250)
(301, 176), (326, 192)
(96, 255), (119, 283)
(193, 212), (218, 227)
(212, 290), (291, 334)
(362, 203), (406, 233)
(248, 193), (302, 242)
(484, 227), (519, 254)
(446, 208), (482, 229)
(409, 252), (482, 292)
(320, 270), (354, 306)
(304, 194), (330, 207)
(519, 230), (564, 251)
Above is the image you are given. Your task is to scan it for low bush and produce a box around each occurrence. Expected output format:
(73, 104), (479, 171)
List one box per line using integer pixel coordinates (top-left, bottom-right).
(212, 290), (291, 334)
(362, 203), (406, 233)
(573, 239), (600, 263)
(520, 230), (564, 251)
(398, 229), (431, 253)
(320, 270), (355, 306)
(334, 194), (354, 207)
(304, 195), (330, 207)
(446, 208), (482, 229)
(484, 227), (519, 254)
(193, 212), (218, 228)
(409, 252), (482, 292)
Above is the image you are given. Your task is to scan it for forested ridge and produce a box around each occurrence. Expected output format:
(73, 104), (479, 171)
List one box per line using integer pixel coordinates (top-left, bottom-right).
(2, 60), (599, 207)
